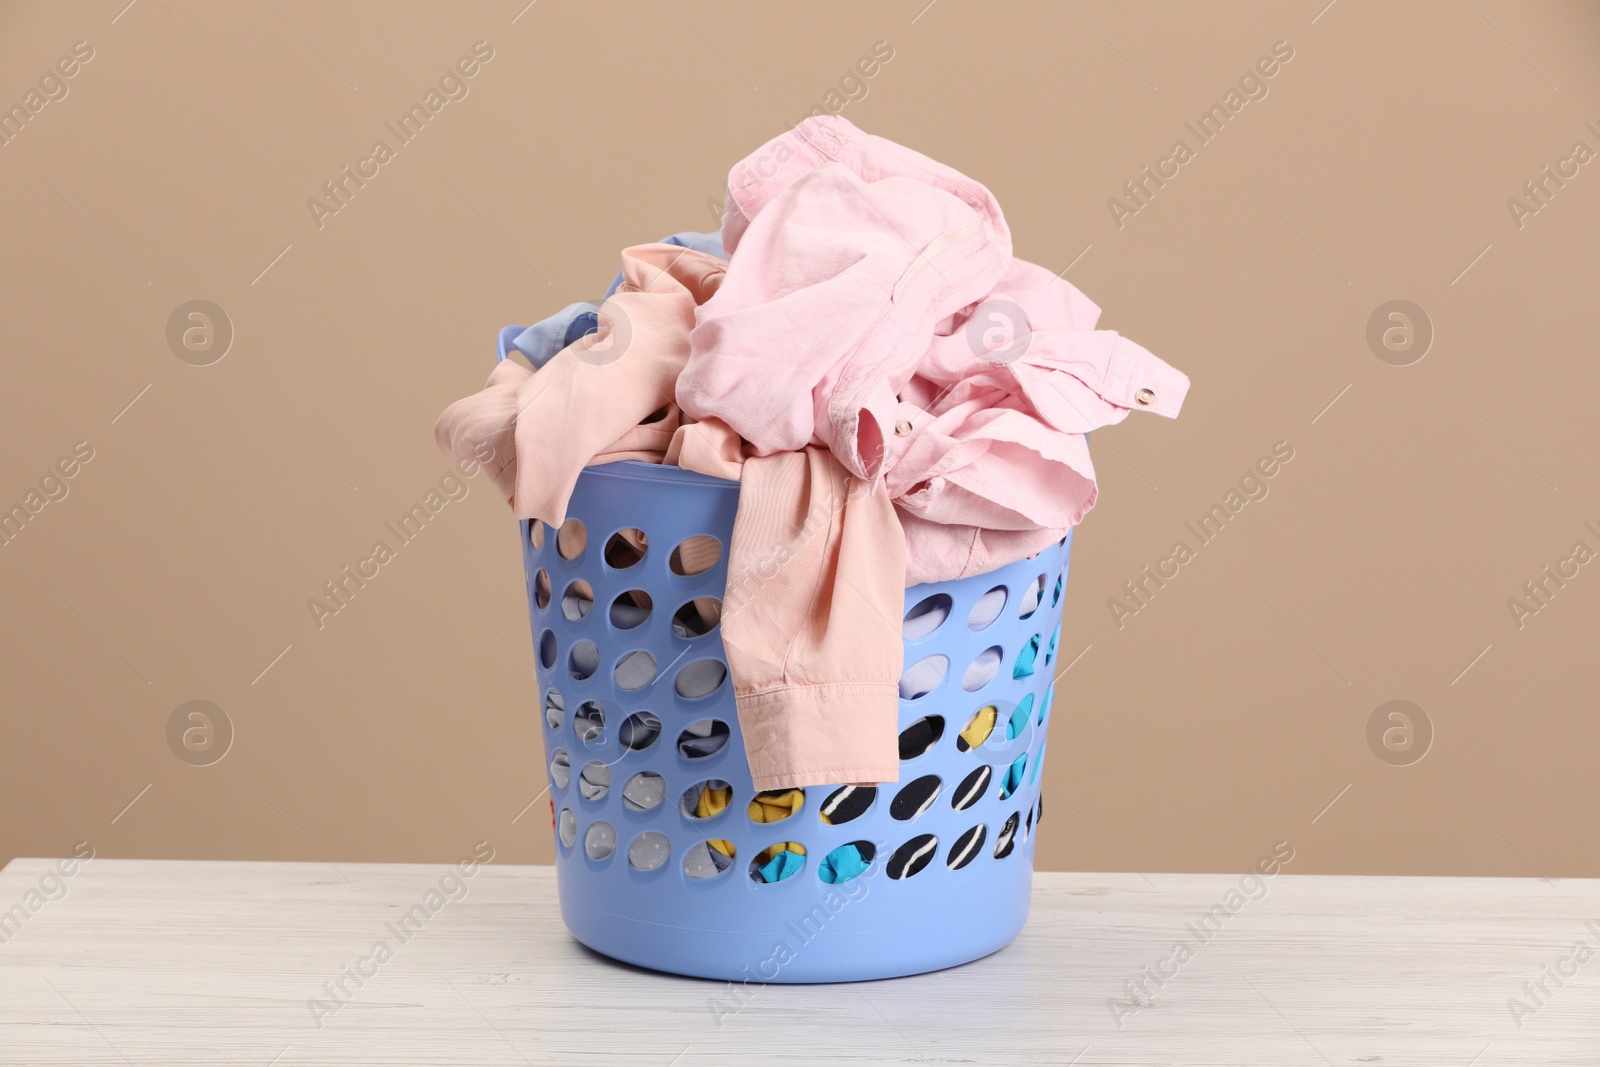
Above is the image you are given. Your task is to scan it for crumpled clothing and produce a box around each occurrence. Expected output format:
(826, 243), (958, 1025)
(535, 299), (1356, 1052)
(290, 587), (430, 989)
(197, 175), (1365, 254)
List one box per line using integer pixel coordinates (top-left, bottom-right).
(677, 718), (730, 759)
(434, 242), (727, 525)
(604, 230), (726, 300)
(752, 842), (806, 884)
(957, 706), (997, 752)
(819, 784), (876, 825)
(683, 839), (737, 879)
(681, 114), (1189, 583)
(748, 788), (805, 823)
(898, 716), (943, 760)
(512, 231), (725, 364)
(681, 780), (732, 819)
(818, 842), (874, 884)
(435, 119), (1190, 793)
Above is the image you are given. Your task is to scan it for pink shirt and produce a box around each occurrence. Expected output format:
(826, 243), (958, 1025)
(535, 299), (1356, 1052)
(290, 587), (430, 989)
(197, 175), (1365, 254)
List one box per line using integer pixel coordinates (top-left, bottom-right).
(679, 116), (1188, 582)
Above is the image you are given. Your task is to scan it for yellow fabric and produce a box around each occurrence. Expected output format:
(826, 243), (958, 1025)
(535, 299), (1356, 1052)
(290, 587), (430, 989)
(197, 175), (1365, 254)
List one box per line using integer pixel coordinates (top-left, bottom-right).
(961, 706), (997, 749)
(694, 783), (731, 820)
(748, 789), (805, 824)
(708, 838), (735, 858)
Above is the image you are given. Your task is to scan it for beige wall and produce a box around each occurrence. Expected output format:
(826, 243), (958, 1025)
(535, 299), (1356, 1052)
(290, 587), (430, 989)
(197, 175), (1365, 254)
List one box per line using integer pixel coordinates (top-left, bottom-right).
(3, 0), (1598, 879)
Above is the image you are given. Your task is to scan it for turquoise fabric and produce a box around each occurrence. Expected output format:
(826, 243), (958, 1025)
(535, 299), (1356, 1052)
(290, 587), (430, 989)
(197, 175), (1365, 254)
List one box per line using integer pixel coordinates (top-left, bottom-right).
(1007, 694), (1033, 740)
(1001, 752), (1028, 799)
(756, 849), (806, 884)
(818, 844), (872, 884)
(1013, 634), (1040, 679)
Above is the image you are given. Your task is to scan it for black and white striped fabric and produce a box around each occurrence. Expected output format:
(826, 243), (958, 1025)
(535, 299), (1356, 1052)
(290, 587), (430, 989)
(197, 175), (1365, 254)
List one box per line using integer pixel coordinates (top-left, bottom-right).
(950, 765), (992, 811)
(890, 775), (942, 821)
(947, 824), (986, 870)
(887, 834), (938, 879)
(897, 715), (944, 760)
(994, 812), (1021, 859)
(819, 784), (876, 825)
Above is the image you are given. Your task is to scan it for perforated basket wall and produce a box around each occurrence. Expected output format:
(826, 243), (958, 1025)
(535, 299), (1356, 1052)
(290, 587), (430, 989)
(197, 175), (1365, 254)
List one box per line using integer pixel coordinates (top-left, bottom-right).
(502, 325), (1070, 983)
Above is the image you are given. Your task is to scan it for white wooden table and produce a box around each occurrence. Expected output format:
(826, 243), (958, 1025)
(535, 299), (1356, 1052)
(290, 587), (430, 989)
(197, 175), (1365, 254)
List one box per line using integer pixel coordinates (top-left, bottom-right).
(0, 858), (1593, 1065)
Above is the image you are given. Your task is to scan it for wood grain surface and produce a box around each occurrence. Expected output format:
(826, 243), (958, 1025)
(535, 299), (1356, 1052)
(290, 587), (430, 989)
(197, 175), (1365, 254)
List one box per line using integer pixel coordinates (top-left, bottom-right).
(0, 858), (1595, 1064)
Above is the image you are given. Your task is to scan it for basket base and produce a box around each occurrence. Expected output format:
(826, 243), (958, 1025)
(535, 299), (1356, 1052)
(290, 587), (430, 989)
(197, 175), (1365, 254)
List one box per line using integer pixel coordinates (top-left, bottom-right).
(556, 859), (1034, 984)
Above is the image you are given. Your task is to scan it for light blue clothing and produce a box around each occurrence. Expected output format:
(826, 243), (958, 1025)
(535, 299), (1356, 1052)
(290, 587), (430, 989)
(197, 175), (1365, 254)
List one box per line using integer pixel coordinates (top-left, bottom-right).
(511, 302), (601, 368)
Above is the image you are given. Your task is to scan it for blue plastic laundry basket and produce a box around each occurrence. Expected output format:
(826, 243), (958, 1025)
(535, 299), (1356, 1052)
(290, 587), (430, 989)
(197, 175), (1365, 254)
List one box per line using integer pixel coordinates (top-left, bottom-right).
(499, 326), (1070, 983)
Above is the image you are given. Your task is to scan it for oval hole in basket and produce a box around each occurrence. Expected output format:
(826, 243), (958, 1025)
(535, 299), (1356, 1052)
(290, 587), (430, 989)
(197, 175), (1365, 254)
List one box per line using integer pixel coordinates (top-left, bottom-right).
(603, 528), (647, 569)
(548, 749), (570, 790)
(999, 752), (1028, 800)
(677, 719), (730, 760)
(818, 841), (876, 884)
(613, 650), (658, 691)
(584, 820), (616, 862)
(1018, 574), (1047, 620)
(749, 842), (805, 884)
(903, 593), (952, 642)
(956, 706), (997, 752)
(898, 715), (944, 761)
(561, 579), (594, 622)
(674, 659), (727, 699)
(679, 779), (734, 820)
(556, 518), (588, 561)
(747, 788), (805, 824)
(961, 646), (1002, 692)
(683, 839), (737, 880)
(671, 599), (721, 638)
(890, 775), (942, 821)
(669, 535), (722, 576)
(818, 785), (876, 826)
(573, 700), (605, 744)
(898, 654), (948, 700)
(567, 640), (599, 681)
(618, 711), (662, 752)
(950, 765), (992, 811)
(609, 590), (652, 630)
(967, 585), (1008, 631)
(577, 761), (610, 802)
(1007, 695), (1033, 740)
(994, 811), (1021, 859)
(622, 772), (666, 812)
(887, 834), (938, 880)
(947, 824), (987, 870)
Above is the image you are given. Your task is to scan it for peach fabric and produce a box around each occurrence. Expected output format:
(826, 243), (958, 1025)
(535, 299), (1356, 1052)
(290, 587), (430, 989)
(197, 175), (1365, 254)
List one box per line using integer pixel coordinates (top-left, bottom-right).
(667, 421), (905, 787)
(717, 450), (905, 788)
(434, 243), (726, 525)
